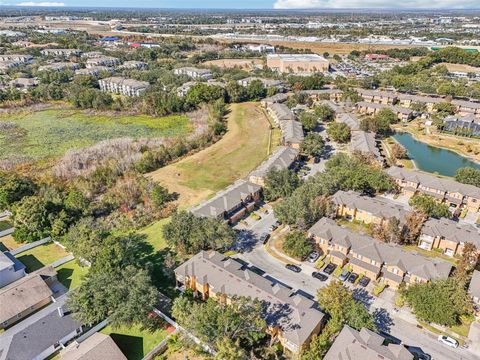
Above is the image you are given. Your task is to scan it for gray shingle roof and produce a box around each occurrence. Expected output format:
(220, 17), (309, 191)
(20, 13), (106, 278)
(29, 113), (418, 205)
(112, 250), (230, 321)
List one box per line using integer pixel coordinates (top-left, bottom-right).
(421, 218), (480, 248)
(469, 270), (480, 299)
(174, 251), (325, 349)
(250, 146), (298, 179)
(324, 325), (414, 360)
(280, 120), (304, 144)
(336, 111), (359, 130)
(61, 333), (127, 360)
(268, 103), (296, 122)
(349, 131), (382, 161)
(356, 101), (413, 115)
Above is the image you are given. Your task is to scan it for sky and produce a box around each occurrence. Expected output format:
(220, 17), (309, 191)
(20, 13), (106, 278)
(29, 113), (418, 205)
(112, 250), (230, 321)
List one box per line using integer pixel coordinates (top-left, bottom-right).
(4, 0), (480, 9)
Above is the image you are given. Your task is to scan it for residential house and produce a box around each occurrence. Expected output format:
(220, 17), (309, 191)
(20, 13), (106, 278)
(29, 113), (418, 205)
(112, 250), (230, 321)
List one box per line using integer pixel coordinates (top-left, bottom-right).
(85, 56), (120, 68)
(99, 77), (150, 97)
(118, 60), (148, 70)
(332, 190), (408, 225)
(0, 296), (83, 360)
(444, 114), (480, 136)
(237, 77), (284, 89)
(356, 101), (414, 122)
(356, 89), (398, 105)
(60, 333), (126, 360)
(336, 111), (360, 130)
(174, 251), (326, 354)
(0, 251), (26, 288)
(176, 81), (196, 97)
(38, 62), (80, 72)
(173, 67), (213, 80)
(81, 51), (104, 59)
(0, 267), (56, 329)
(260, 93), (288, 107)
(0, 61), (23, 74)
(75, 66), (112, 77)
(266, 103), (296, 124)
(249, 146), (299, 186)
(387, 166), (480, 213)
(266, 54), (329, 73)
(349, 131), (384, 165)
(8, 77), (38, 90)
(0, 54), (33, 63)
(324, 325), (414, 360)
(308, 217), (452, 289)
(41, 48), (82, 58)
(468, 270), (480, 305)
(396, 93), (443, 112)
(452, 99), (480, 117)
(190, 179), (262, 224)
(280, 120), (304, 149)
(300, 89), (343, 102)
(418, 217), (480, 257)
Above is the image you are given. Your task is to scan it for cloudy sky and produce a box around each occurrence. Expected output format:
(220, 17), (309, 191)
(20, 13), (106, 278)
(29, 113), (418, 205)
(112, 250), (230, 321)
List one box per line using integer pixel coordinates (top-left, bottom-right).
(3, 0), (480, 9)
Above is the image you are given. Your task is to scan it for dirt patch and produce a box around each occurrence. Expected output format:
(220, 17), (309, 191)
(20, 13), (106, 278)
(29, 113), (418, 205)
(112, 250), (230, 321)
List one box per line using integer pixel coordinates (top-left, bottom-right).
(438, 62), (480, 74)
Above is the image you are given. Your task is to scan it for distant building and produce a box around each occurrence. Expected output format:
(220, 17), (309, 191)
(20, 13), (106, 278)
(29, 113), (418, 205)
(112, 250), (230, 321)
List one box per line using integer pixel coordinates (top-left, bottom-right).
(300, 89), (343, 102)
(245, 44), (275, 53)
(38, 62), (80, 72)
(119, 60), (148, 70)
(0, 251), (25, 288)
(266, 54), (329, 74)
(9, 77), (38, 90)
(237, 77), (283, 89)
(443, 114), (480, 136)
(173, 67), (213, 80)
(41, 49), (82, 58)
(75, 66), (112, 77)
(60, 333), (126, 360)
(0, 54), (33, 63)
(85, 56), (120, 68)
(99, 77), (149, 97)
(365, 53), (391, 61)
(0, 61), (22, 74)
(249, 146), (299, 186)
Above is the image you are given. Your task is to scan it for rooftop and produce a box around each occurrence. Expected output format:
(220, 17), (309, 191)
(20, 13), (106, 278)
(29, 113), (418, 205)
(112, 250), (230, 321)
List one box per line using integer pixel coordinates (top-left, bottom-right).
(61, 333), (127, 360)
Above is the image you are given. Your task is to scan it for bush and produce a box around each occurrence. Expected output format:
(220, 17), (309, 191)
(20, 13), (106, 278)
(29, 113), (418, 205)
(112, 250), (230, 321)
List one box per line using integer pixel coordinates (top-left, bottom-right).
(373, 283), (386, 296)
(282, 231), (313, 260)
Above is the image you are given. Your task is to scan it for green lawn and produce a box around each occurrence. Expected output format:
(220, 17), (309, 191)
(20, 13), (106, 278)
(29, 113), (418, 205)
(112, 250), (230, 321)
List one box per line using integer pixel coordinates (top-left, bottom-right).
(16, 243), (69, 272)
(55, 260), (89, 290)
(0, 220), (12, 231)
(140, 217), (170, 252)
(101, 323), (168, 360)
(0, 109), (192, 161)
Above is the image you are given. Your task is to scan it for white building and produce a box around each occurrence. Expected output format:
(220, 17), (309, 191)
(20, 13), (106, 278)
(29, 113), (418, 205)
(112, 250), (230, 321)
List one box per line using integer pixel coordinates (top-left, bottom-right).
(0, 54), (33, 63)
(173, 67), (213, 80)
(119, 60), (149, 70)
(0, 251), (26, 288)
(85, 56), (120, 68)
(99, 77), (150, 97)
(41, 48), (82, 58)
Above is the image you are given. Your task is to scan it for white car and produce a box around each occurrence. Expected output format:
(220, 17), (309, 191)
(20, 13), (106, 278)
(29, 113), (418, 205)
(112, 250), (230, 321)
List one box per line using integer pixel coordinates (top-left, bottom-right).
(437, 335), (458, 348)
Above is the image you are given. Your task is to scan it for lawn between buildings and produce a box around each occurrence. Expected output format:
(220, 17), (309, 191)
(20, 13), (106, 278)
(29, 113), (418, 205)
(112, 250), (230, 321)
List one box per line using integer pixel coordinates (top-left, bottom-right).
(0, 108), (192, 162)
(15, 242), (69, 273)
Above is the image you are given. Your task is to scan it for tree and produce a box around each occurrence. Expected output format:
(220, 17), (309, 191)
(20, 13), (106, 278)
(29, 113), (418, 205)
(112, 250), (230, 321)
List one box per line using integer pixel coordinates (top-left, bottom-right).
(401, 278), (472, 326)
(390, 142), (407, 161)
(0, 173), (37, 210)
(401, 210), (428, 244)
(245, 80), (266, 100)
(12, 196), (51, 243)
(327, 122), (351, 143)
(264, 168), (301, 201)
(371, 217), (402, 244)
(68, 266), (159, 328)
(313, 104), (335, 123)
(282, 231), (313, 260)
(215, 337), (246, 360)
(433, 102), (457, 116)
(301, 133), (325, 157)
(299, 112), (318, 132)
(408, 194), (450, 218)
(149, 183), (171, 209)
(455, 167), (480, 188)
(63, 217), (109, 262)
(163, 211), (235, 254)
(455, 243), (479, 282)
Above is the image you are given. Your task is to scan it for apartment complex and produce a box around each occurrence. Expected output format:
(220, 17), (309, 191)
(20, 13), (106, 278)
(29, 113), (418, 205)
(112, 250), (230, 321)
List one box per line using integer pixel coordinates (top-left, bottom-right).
(41, 48), (82, 57)
(280, 120), (304, 148)
(419, 217), (480, 257)
(0, 251), (26, 288)
(85, 56), (120, 68)
(174, 251), (325, 354)
(173, 67), (213, 80)
(190, 180), (262, 223)
(444, 114), (480, 136)
(308, 218), (452, 289)
(38, 62), (80, 72)
(0, 54), (33, 63)
(249, 146), (298, 186)
(99, 77), (150, 96)
(119, 60), (148, 70)
(324, 325), (414, 360)
(332, 191), (408, 225)
(61, 333), (127, 360)
(356, 101), (414, 122)
(237, 77), (284, 89)
(356, 89), (398, 105)
(349, 131), (384, 165)
(387, 166), (480, 212)
(300, 89), (343, 102)
(266, 54), (330, 74)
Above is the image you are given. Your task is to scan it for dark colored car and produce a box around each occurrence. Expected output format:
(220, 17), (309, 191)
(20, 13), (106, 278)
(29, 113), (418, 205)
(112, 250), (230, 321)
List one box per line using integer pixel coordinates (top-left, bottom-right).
(358, 276), (371, 287)
(339, 269), (351, 282)
(259, 233), (270, 244)
(347, 273), (358, 283)
(312, 272), (328, 281)
(286, 264), (302, 273)
(323, 263), (337, 275)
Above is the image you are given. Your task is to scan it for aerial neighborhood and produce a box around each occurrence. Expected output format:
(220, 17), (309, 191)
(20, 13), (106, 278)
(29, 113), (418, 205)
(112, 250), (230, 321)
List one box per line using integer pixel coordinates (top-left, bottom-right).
(1, 6), (480, 360)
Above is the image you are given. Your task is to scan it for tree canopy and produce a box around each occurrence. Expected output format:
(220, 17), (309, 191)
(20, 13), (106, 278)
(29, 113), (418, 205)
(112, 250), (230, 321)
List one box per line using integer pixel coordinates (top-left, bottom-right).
(327, 122), (351, 143)
(264, 168), (301, 201)
(408, 194), (450, 218)
(282, 230), (313, 260)
(455, 167), (480, 188)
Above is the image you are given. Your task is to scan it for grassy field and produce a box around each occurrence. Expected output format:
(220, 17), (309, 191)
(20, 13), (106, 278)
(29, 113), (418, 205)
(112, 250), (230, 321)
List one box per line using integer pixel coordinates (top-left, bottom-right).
(16, 242), (69, 272)
(0, 234), (23, 251)
(0, 109), (192, 161)
(148, 102), (273, 208)
(55, 260), (89, 290)
(101, 323), (169, 360)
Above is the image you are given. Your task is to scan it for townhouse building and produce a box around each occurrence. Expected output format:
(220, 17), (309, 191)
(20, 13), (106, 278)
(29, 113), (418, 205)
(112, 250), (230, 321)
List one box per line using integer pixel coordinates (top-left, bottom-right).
(118, 60), (148, 70)
(396, 93), (443, 112)
(60, 333), (127, 360)
(0, 251), (26, 288)
(280, 120), (304, 149)
(8, 77), (39, 90)
(336, 111), (360, 130)
(452, 99), (480, 117)
(349, 131), (384, 165)
(85, 56), (120, 68)
(75, 66), (112, 77)
(266, 54), (329, 74)
(260, 93), (288, 107)
(176, 81), (197, 97)
(249, 146), (299, 186)
(387, 166), (480, 213)
(443, 114), (480, 136)
(266, 103), (296, 124)
(98, 77), (150, 97)
(332, 190), (408, 226)
(174, 251), (326, 355)
(173, 67), (213, 80)
(0, 61), (23, 74)
(469, 270), (480, 305)
(190, 179), (262, 224)
(356, 89), (397, 105)
(324, 325), (414, 360)
(300, 89), (343, 102)
(0, 54), (33, 63)
(308, 218), (452, 289)
(41, 48), (82, 58)
(81, 51), (104, 59)
(356, 101), (414, 122)
(38, 62), (80, 72)
(419, 217), (480, 257)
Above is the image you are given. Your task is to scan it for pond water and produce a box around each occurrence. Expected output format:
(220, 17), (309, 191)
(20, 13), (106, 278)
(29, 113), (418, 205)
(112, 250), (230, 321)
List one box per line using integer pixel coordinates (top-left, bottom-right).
(392, 132), (480, 177)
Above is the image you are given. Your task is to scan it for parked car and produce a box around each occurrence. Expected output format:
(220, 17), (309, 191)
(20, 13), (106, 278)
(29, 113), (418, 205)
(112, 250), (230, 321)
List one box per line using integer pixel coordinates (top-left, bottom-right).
(339, 269), (351, 282)
(347, 273), (358, 283)
(437, 335), (458, 348)
(312, 272), (328, 281)
(286, 264), (302, 273)
(259, 233), (270, 244)
(323, 263), (337, 275)
(307, 251), (320, 263)
(358, 276), (371, 287)
(405, 346), (432, 360)
(269, 224), (278, 232)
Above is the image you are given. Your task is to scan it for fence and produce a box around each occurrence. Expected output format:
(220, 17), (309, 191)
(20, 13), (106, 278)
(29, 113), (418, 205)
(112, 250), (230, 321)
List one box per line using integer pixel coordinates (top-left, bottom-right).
(10, 237), (51, 255)
(142, 330), (177, 360)
(76, 319), (110, 343)
(0, 210), (11, 220)
(0, 227), (14, 238)
(50, 254), (75, 268)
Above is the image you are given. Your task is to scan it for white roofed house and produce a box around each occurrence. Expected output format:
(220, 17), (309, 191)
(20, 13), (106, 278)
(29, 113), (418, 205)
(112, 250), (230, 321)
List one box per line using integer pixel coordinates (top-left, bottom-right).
(0, 54), (33, 63)
(98, 77), (150, 97)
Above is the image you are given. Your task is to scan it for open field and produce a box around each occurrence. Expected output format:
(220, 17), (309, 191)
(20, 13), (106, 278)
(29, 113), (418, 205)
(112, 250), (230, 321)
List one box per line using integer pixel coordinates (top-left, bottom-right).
(16, 242), (69, 272)
(101, 323), (170, 360)
(438, 62), (480, 74)
(203, 58), (263, 69)
(55, 260), (89, 290)
(0, 109), (192, 161)
(147, 102), (273, 208)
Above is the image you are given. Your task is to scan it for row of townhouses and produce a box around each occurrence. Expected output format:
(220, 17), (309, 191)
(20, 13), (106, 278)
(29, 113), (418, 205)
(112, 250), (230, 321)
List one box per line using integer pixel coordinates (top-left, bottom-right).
(98, 77), (150, 97)
(173, 66), (213, 80)
(265, 102), (304, 148)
